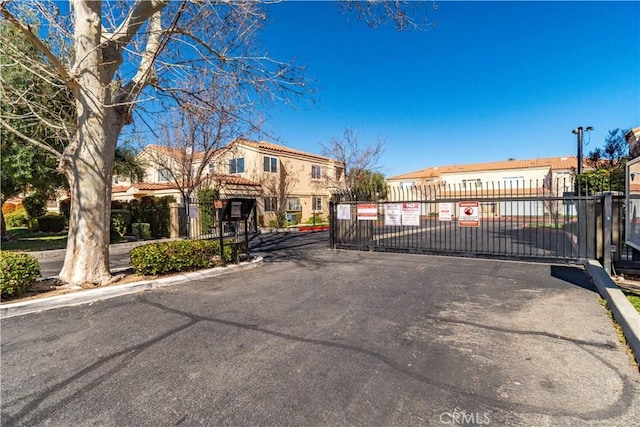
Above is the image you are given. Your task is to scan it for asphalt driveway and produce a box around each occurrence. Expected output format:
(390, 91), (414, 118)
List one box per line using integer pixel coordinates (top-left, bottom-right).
(2, 240), (639, 426)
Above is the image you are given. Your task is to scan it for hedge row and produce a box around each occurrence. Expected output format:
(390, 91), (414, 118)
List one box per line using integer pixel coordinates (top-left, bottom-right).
(130, 240), (244, 276)
(0, 252), (40, 297)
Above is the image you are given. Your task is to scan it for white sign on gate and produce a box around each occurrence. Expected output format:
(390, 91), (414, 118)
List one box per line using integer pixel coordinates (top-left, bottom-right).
(402, 203), (420, 226)
(439, 202), (453, 221)
(337, 204), (351, 220)
(384, 204), (402, 226)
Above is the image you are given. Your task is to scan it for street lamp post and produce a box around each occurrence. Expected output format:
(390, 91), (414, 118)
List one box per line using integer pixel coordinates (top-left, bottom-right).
(573, 126), (594, 175)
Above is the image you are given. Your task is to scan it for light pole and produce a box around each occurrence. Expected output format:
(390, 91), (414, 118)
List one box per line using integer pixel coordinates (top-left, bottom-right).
(573, 126), (594, 175)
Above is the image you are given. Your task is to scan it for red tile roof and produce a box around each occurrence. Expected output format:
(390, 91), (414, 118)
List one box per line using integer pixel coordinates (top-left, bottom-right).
(233, 138), (337, 163)
(111, 174), (260, 195)
(389, 156), (580, 180)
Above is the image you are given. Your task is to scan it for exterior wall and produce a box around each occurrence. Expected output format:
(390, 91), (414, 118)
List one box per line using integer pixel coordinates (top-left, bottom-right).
(117, 141), (344, 226)
(216, 142), (342, 225)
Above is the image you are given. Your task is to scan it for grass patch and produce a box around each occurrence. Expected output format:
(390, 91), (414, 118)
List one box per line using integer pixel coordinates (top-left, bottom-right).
(623, 291), (640, 313)
(599, 297), (640, 372)
(2, 227), (130, 252)
(2, 228), (68, 251)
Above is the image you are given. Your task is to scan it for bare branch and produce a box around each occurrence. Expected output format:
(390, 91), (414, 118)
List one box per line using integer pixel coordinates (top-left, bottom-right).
(0, 2), (72, 84)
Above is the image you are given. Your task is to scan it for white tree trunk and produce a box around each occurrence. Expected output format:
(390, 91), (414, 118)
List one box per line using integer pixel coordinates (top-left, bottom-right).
(58, 0), (122, 285)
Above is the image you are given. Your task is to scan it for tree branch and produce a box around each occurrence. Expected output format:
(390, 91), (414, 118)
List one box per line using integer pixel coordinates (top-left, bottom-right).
(0, 117), (63, 160)
(0, 3), (72, 84)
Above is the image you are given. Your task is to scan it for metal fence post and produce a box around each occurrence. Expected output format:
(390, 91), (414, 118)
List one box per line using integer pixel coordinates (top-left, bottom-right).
(329, 200), (335, 249)
(603, 192), (613, 274)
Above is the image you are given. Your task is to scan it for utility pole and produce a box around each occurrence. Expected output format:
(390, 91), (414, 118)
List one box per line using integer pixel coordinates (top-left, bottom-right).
(573, 126), (594, 175)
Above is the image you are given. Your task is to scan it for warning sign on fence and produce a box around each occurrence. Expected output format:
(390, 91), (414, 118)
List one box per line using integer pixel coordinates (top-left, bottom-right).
(357, 203), (378, 220)
(458, 201), (480, 227)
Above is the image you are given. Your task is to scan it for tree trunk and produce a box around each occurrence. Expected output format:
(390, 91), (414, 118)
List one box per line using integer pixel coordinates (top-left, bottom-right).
(58, 0), (122, 285)
(1, 211), (15, 242)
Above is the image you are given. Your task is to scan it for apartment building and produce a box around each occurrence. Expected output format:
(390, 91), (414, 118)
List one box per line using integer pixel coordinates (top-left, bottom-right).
(386, 156), (583, 217)
(112, 138), (345, 225)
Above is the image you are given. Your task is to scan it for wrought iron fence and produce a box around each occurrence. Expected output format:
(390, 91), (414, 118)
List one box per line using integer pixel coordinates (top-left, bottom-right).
(181, 197), (257, 241)
(330, 178), (626, 265)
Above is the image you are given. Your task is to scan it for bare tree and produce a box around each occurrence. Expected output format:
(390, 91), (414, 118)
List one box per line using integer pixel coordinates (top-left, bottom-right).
(320, 128), (385, 193)
(260, 159), (301, 227)
(0, 1), (433, 285)
(148, 73), (248, 205)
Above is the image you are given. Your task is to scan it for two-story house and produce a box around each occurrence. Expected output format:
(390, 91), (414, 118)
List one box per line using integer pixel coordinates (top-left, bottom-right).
(112, 138), (345, 225)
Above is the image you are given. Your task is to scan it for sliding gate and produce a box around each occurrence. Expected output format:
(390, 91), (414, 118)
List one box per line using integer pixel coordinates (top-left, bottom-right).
(330, 180), (623, 265)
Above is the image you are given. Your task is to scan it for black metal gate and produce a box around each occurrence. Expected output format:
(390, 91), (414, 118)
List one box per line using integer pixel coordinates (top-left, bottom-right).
(330, 179), (624, 265)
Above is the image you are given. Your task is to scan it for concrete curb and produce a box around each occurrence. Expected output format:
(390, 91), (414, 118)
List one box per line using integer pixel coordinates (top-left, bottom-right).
(0, 257), (264, 319)
(585, 260), (640, 365)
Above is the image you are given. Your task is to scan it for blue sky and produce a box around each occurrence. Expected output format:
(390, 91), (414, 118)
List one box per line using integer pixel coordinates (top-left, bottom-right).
(251, 1), (639, 178)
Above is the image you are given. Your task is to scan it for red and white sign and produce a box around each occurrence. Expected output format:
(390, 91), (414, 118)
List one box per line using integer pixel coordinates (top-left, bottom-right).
(357, 203), (378, 220)
(458, 201), (480, 227)
(439, 202), (453, 221)
(402, 202), (420, 226)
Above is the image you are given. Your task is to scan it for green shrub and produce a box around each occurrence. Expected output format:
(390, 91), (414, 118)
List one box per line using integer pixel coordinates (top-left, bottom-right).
(132, 222), (151, 239)
(130, 239), (241, 275)
(198, 189), (219, 234)
(111, 209), (131, 236)
(59, 198), (71, 220)
(0, 252), (40, 297)
(129, 196), (173, 238)
(305, 214), (324, 224)
(5, 207), (28, 228)
(23, 192), (48, 219)
(27, 217), (40, 232)
(37, 215), (65, 232)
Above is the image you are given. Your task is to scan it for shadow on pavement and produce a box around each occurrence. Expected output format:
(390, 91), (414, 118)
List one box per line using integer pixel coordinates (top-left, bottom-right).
(550, 265), (597, 292)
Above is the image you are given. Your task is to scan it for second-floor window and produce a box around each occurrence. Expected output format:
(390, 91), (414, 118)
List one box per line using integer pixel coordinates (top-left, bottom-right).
(229, 158), (245, 174)
(311, 165), (322, 180)
(263, 156), (278, 173)
(208, 163), (215, 175)
(157, 167), (171, 182)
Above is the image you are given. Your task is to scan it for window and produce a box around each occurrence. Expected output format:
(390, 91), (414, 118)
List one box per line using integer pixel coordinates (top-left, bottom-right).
(157, 167), (171, 182)
(400, 181), (415, 189)
(229, 158), (245, 174)
(462, 179), (482, 189)
(312, 196), (322, 211)
(286, 197), (301, 211)
(208, 163), (215, 175)
(264, 197), (278, 212)
(335, 167), (344, 181)
(263, 156), (278, 173)
(311, 165), (322, 180)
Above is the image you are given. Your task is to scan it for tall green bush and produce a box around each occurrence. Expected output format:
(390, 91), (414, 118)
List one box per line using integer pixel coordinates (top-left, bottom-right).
(1, 252), (40, 297)
(111, 209), (131, 236)
(198, 188), (219, 234)
(23, 192), (48, 218)
(129, 196), (172, 238)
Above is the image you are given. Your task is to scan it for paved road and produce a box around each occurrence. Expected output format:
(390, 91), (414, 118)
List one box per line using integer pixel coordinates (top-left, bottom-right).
(2, 233), (639, 426)
(336, 219), (583, 260)
(38, 231), (332, 278)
